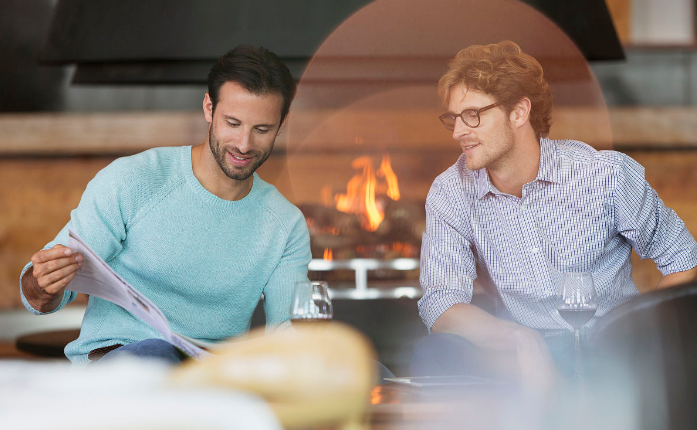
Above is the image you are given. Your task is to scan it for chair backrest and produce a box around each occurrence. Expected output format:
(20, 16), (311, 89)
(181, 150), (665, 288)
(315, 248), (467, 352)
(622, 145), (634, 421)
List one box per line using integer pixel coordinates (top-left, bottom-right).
(590, 282), (697, 430)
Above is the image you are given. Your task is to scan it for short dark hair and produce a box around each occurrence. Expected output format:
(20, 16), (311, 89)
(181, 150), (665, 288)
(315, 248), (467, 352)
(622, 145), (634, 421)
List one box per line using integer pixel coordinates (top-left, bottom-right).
(207, 45), (296, 123)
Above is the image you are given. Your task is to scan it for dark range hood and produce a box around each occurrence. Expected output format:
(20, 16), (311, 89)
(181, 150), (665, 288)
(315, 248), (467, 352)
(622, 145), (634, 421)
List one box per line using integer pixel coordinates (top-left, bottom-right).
(40, 0), (372, 84)
(41, 0), (624, 85)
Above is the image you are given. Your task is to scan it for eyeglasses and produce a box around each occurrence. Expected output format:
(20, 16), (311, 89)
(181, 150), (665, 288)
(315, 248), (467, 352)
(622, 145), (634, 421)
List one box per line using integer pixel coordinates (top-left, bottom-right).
(439, 102), (499, 130)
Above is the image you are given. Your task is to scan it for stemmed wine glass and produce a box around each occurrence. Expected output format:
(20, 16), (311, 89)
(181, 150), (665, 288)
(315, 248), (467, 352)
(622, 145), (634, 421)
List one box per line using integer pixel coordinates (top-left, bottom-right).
(556, 272), (597, 379)
(290, 280), (333, 324)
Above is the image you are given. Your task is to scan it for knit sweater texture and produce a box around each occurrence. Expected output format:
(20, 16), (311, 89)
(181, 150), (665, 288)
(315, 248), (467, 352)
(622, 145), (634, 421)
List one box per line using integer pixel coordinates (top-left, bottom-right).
(20, 146), (311, 365)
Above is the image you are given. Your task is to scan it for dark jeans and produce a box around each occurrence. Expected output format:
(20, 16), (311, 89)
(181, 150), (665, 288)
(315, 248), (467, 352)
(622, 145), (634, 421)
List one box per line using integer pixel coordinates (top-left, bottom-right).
(410, 332), (577, 378)
(99, 338), (187, 365)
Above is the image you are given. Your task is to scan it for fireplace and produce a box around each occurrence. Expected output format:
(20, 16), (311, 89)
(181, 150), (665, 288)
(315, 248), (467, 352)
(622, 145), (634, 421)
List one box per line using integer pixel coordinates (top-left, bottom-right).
(284, 85), (462, 298)
(297, 148), (432, 297)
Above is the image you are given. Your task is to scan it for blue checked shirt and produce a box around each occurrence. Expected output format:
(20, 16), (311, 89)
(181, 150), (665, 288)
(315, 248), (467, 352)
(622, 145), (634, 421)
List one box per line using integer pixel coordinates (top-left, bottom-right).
(419, 138), (697, 334)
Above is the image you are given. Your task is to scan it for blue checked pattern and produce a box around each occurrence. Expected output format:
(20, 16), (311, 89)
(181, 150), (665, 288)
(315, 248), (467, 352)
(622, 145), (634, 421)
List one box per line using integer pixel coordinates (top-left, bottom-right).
(419, 138), (697, 334)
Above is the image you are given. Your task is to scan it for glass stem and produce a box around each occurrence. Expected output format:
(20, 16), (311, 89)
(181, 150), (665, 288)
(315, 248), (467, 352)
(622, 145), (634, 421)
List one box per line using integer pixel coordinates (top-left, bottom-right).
(574, 328), (581, 377)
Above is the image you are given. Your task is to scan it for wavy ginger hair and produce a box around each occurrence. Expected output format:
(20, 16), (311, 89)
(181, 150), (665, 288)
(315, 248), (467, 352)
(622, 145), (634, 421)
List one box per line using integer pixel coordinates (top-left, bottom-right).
(438, 41), (553, 139)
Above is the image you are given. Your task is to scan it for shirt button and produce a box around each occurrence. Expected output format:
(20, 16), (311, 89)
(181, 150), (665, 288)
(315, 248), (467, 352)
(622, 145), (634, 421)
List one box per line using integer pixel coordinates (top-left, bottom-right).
(530, 247), (539, 253)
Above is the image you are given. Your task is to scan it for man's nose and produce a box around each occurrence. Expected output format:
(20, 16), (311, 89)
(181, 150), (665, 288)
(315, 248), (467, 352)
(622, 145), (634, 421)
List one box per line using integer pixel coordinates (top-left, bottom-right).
(237, 130), (253, 152)
(452, 117), (471, 140)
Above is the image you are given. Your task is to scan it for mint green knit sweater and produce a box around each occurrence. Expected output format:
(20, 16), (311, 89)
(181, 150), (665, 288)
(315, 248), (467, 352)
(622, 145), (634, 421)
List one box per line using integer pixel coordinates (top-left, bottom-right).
(20, 146), (311, 365)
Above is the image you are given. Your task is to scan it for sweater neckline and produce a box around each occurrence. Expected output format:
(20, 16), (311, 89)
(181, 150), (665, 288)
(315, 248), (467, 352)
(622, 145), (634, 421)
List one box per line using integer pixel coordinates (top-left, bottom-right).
(181, 145), (262, 209)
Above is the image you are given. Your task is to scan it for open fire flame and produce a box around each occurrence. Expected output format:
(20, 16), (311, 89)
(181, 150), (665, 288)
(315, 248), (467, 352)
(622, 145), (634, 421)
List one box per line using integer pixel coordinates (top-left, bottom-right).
(323, 248), (333, 261)
(334, 154), (400, 232)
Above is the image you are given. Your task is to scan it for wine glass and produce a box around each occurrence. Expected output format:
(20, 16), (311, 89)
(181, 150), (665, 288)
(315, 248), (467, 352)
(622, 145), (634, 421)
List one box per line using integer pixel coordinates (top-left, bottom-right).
(290, 281), (333, 324)
(556, 272), (597, 379)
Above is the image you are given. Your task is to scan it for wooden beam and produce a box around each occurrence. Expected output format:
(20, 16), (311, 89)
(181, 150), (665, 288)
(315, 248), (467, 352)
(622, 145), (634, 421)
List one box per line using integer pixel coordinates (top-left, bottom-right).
(1, 107), (697, 157)
(0, 113), (208, 155)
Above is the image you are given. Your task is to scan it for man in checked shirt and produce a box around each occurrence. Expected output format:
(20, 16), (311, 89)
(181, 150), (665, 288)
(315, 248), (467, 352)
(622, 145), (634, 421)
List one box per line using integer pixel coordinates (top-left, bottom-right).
(411, 40), (697, 386)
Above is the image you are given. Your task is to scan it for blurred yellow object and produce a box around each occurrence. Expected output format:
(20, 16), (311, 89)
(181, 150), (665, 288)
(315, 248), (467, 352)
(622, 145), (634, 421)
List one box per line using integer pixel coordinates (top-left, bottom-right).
(171, 322), (377, 430)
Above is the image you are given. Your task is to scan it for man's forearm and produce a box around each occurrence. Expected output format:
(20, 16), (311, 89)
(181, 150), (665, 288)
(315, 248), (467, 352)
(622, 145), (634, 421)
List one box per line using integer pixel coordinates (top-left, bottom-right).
(21, 269), (63, 313)
(656, 266), (697, 290)
(431, 302), (537, 352)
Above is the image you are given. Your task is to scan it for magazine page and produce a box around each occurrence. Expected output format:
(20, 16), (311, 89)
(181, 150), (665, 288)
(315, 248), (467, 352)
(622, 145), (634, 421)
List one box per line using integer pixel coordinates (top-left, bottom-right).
(67, 229), (210, 359)
(176, 333), (225, 351)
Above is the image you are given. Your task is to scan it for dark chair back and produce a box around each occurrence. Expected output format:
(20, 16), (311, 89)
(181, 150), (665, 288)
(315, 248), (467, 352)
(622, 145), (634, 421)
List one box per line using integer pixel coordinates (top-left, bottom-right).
(590, 282), (697, 430)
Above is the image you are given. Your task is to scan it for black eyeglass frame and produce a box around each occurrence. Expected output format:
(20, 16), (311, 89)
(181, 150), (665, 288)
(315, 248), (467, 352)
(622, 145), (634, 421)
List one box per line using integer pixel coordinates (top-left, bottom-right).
(439, 102), (500, 130)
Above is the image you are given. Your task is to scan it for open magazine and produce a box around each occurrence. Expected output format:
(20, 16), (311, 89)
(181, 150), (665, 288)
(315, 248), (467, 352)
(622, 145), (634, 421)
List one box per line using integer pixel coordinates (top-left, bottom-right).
(67, 228), (215, 360)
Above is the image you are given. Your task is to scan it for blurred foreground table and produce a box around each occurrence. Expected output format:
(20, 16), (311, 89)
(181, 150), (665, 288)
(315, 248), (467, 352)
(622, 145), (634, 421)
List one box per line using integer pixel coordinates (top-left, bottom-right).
(368, 383), (520, 430)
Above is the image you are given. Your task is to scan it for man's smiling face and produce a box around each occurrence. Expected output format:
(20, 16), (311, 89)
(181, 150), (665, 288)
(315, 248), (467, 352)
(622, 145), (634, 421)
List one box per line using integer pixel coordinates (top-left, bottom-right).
(205, 81), (284, 181)
(447, 84), (515, 172)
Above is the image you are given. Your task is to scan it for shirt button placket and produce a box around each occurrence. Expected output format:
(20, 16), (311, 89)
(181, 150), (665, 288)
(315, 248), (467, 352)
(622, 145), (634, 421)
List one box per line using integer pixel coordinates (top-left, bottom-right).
(519, 199), (546, 290)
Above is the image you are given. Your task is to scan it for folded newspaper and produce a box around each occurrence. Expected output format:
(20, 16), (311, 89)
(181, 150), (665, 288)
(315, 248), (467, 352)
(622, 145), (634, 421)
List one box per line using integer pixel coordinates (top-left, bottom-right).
(67, 228), (213, 360)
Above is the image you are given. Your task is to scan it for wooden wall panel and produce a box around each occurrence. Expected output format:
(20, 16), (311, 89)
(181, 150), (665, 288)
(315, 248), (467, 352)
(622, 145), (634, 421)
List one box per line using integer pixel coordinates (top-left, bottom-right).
(0, 159), (113, 309)
(2, 150), (696, 308)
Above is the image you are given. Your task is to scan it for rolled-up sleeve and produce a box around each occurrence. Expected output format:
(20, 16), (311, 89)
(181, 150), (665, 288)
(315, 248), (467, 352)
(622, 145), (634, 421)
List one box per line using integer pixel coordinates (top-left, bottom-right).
(613, 153), (697, 275)
(418, 180), (477, 331)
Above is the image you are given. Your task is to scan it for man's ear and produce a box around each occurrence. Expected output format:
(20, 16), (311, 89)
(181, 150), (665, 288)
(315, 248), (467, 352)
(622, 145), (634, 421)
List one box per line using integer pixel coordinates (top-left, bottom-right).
(203, 93), (214, 124)
(510, 97), (531, 129)
(277, 114), (289, 136)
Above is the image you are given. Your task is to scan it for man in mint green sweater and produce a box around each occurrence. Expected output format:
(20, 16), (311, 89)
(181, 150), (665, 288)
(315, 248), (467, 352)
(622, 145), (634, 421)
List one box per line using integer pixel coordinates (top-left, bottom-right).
(19, 45), (312, 366)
